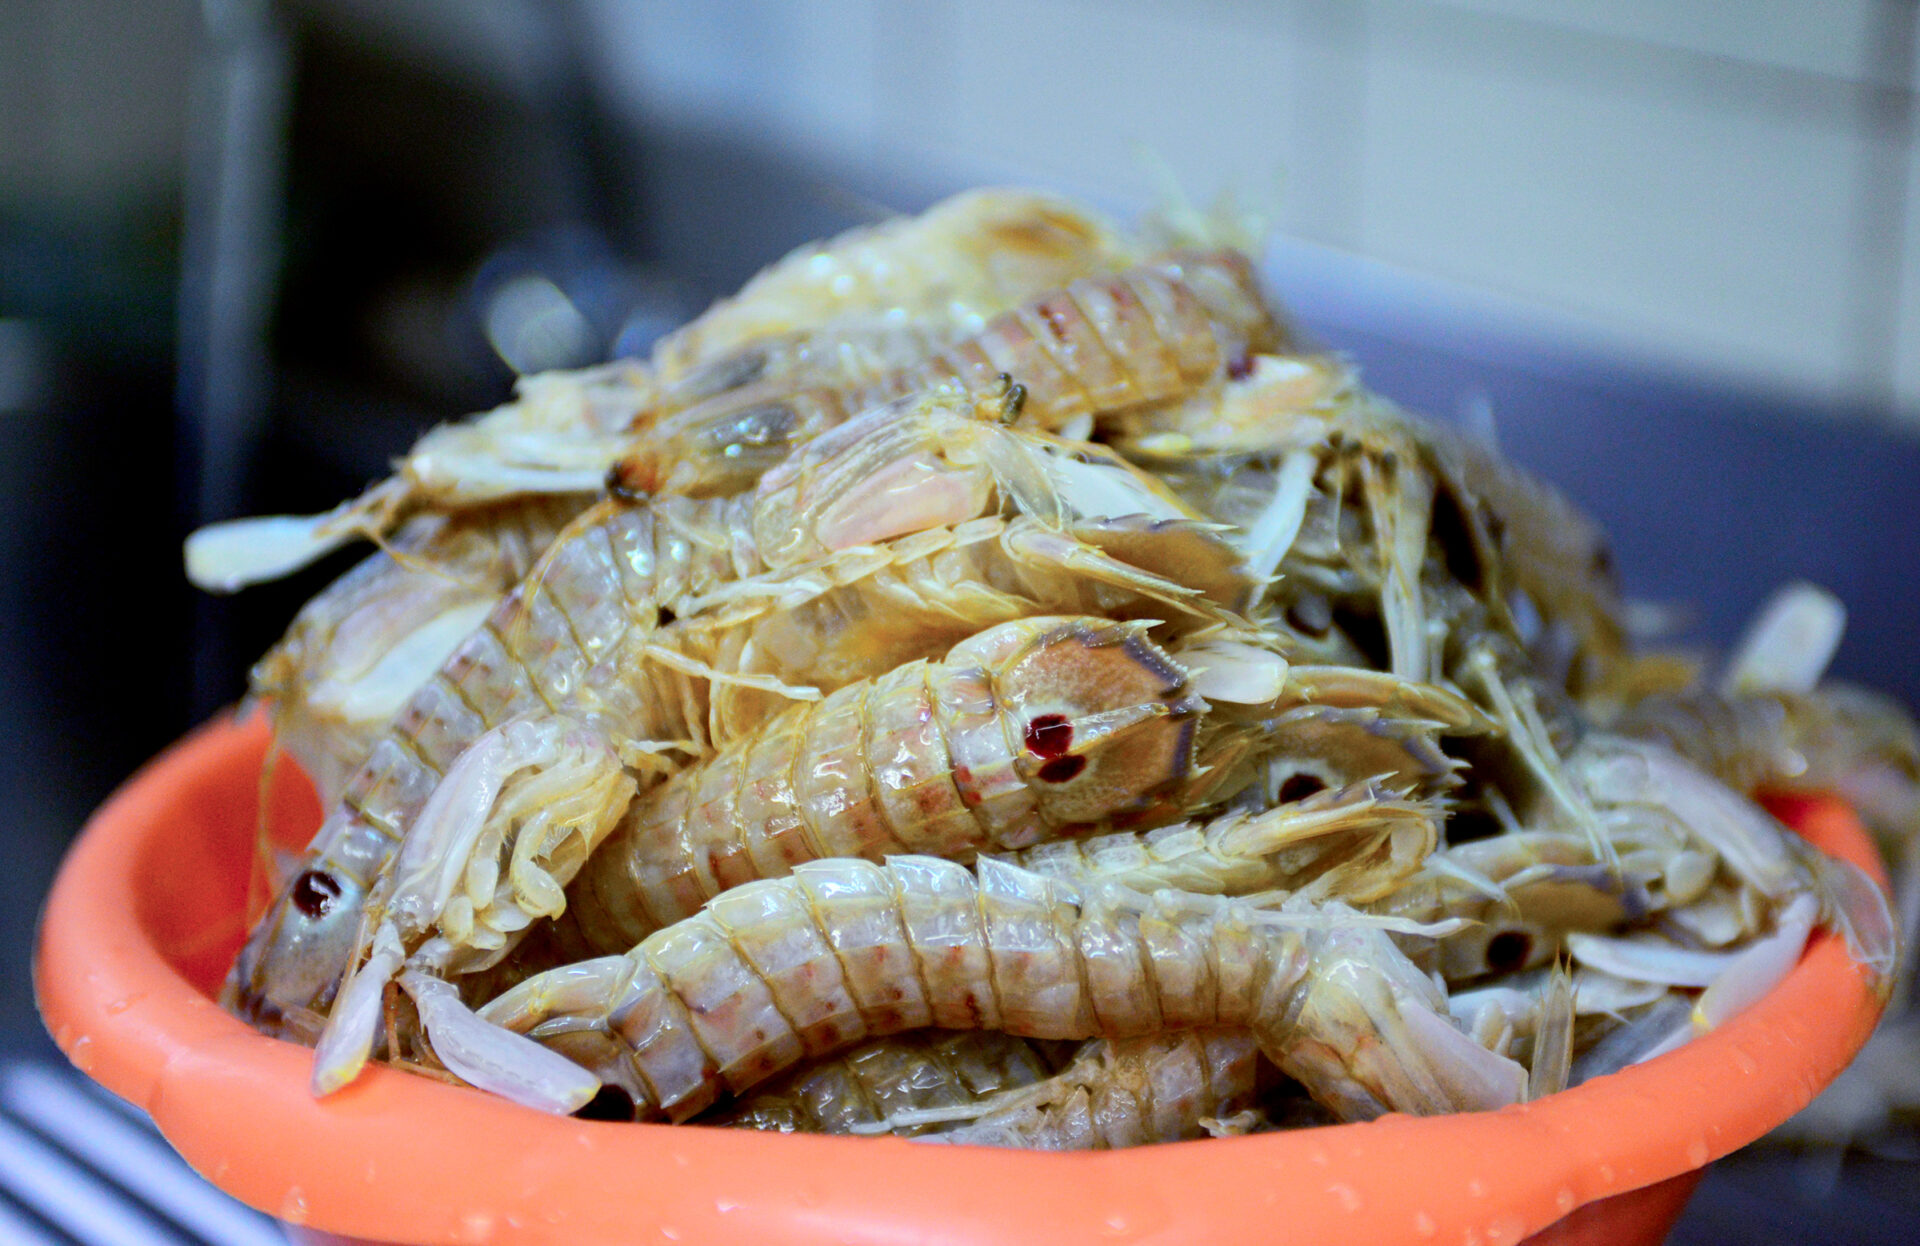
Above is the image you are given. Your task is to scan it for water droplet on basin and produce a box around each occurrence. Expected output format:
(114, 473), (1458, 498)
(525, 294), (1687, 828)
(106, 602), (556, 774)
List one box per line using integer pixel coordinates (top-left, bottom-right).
(105, 997), (133, 1016)
(456, 1212), (493, 1243)
(1597, 1164), (1617, 1186)
(1467, 1178), (1487, 1198)
(1730, 1047), (1759, 1076)
(1308, 1146), (1330, 1167)
(1555, 1187), (1576, 1214)
(279, 1187), (309, 1225)
(1103, 1213), (1129, 1236)
(1686, 1138), (1711, 1167)
(69, 1036), (94, 1072)
(1486, 1214), (1528, 1245)
(661, 1226), (682, 1241)
(1328, 1184), (1361, 1212)
(1413, 1211), (1437, 1238)
(715, 1199), (739, 1215)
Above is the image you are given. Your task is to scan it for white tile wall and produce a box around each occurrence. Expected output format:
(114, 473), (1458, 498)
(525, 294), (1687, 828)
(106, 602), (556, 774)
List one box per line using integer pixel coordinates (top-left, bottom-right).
(0, 0), (196, 200)
(584, 0), (1920, 422)
(1430, 0), (1882, 84)
(580, 0), (882, 169)
(872, 0), (1361, 245)
(1895, 105), (1920, 416)
(1357, 2), (1889, 406)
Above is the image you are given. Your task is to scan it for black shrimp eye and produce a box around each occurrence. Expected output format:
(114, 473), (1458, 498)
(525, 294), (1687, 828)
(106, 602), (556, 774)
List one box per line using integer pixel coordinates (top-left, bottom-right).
(290, 869), (342, 919)
(1484, 929), (1533, 974)
(1277, 773), (1327, 803)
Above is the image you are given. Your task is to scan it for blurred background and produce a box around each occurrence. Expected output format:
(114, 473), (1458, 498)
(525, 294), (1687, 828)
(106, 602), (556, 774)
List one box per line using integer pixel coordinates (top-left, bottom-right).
(2, 1), (1916, 1241)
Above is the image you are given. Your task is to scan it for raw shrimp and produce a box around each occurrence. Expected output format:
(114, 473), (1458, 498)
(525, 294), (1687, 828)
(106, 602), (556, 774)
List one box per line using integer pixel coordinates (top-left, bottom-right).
(187, 190), (1138, 590)
(1614, 680), (1920, 974)
(676, 511), (1251, 741)
(550, 623), (1483, 961)
(271, 397), (1260, 1092)
(1381, 731), (1897, 1020)
(904, 1029), (1260, 1149)
(478, 855), (1526, 1120)
(228, 388), (1054, 1038)
(705, 1030), (1067, 1135)
(613, 249), (1285, 498)
(1142, 378), (1626, 696)
(554, 616), (1207, 957)
(999, 780), (1441, 905)
(650, 188), (1139, 383)
(186, 361), (655, 591)
(250, 496), (587, 805)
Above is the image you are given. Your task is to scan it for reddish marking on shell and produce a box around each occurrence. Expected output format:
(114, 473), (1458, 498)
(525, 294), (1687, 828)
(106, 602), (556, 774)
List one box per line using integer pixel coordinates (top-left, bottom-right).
(1038, 299), (1073, 341)
(1024, 714), (1074, 759)
(953, 765), (980, 803)
(1038, 755), (1087, 784)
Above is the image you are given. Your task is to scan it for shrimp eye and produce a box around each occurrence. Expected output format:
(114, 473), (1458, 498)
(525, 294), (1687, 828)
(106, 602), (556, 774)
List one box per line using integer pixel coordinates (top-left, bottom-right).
(1484, 929), (1532, 974)
(290, 869), (342, 919)
(1277, 773), (1327, 803)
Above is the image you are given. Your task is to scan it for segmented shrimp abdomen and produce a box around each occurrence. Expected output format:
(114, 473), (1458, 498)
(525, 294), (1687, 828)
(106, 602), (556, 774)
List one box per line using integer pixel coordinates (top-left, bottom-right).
(897, 251), (1280, 435)
(563, 617), (1202, 957)
(651, 189), (1136, 383)
(250, 500), (577, 805)
(707, 1030), (1063, 1134)
(927, 1029), (1259, 1149)
(227, 498), (755, 1029)
(489, 858), (1523, 1122)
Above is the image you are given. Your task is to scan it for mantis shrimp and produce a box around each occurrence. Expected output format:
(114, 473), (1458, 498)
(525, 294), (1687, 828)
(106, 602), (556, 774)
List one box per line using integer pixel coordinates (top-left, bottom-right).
(253, 401), (1275, 1095)
(196, 185), (1901, 1157)
(540, 618), (1483, 964)
(706, 1029), (1069, 1135)
(474, 855), (1526, 1119)
(249, 495), (588, 806)
(187, 188), (1141, 591)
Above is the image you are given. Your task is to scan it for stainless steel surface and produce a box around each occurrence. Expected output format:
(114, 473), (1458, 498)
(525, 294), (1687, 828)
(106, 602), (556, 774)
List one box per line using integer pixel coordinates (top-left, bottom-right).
(0, 1037), (284, 1245)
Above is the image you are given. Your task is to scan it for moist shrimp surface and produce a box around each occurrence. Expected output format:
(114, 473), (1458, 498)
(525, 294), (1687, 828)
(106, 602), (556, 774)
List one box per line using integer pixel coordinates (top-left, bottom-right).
(198, 183), (1897, 1156)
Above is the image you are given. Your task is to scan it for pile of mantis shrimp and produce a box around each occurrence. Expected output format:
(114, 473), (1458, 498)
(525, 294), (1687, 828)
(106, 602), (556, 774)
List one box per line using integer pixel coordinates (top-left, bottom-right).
(189, 187), (1920, 1149)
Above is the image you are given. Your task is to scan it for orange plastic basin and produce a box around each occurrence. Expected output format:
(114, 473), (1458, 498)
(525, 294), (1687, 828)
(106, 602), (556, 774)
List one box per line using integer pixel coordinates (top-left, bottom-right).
(36, 714), (1890, 1245)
